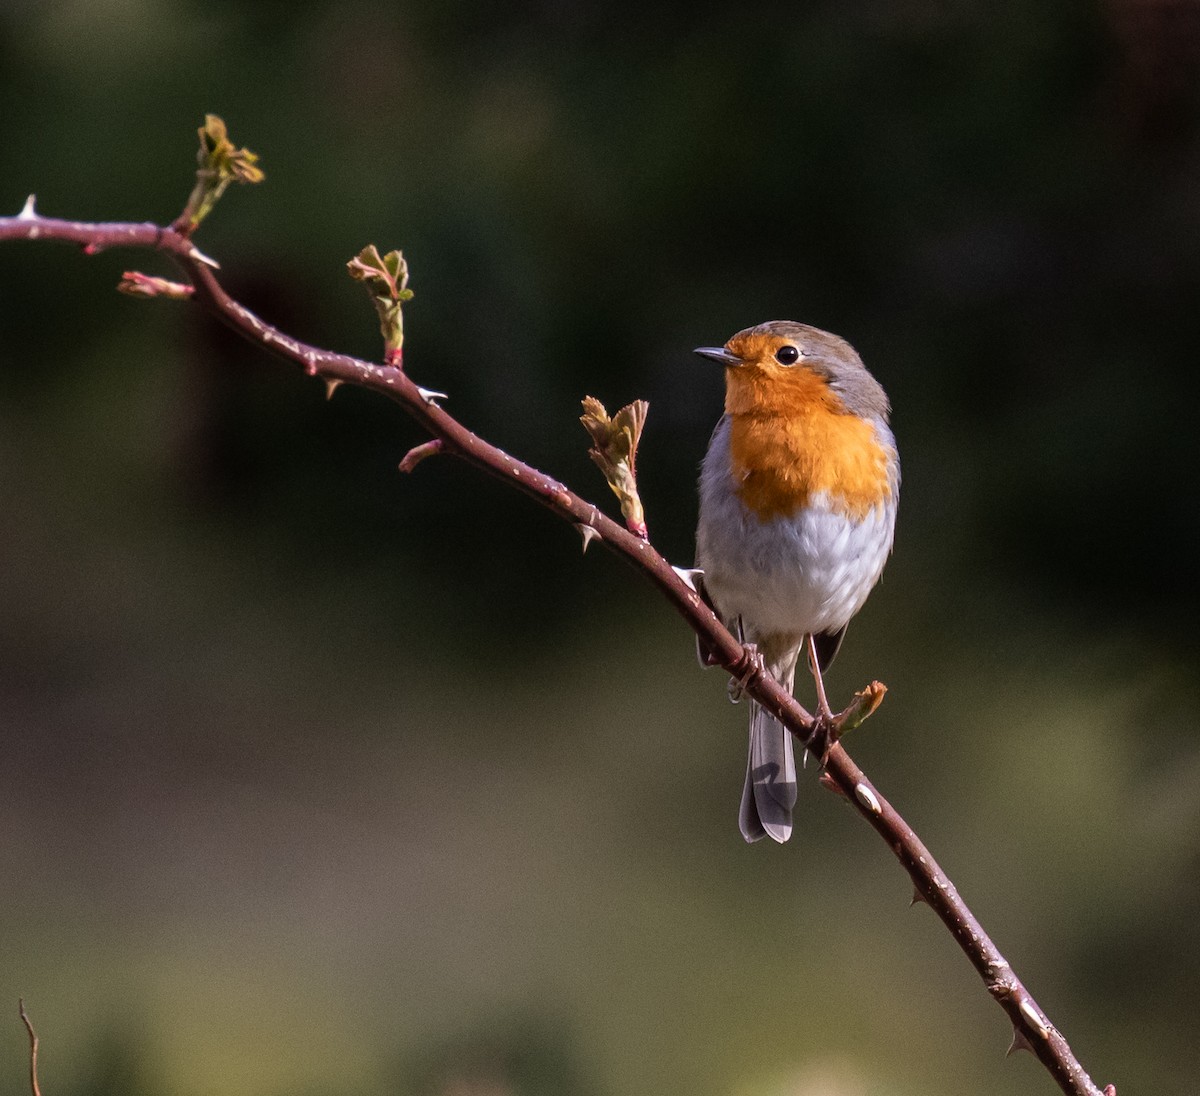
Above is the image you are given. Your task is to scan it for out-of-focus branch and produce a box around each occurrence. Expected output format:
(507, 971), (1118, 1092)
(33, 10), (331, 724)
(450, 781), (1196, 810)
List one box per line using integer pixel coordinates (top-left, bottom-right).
(18, 1001), (41, 1096)
(0, 136), (1114, 1096)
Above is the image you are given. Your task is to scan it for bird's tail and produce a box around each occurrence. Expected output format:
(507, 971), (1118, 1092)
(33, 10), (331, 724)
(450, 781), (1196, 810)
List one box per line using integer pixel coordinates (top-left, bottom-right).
(739, 650), (800, 844)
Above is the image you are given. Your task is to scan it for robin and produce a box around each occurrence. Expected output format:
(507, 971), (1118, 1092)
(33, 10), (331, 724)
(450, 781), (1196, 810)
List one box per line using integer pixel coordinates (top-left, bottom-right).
(694, 321), (899, 843)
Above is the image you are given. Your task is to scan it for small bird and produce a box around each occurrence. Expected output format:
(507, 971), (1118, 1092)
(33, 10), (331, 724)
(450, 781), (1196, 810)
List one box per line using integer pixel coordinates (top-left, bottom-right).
(694, 321), (899, 843)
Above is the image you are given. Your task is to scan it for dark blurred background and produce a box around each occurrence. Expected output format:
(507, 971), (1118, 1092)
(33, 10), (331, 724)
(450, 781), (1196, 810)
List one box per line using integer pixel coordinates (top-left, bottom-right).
(2, 2), (1199, 1094)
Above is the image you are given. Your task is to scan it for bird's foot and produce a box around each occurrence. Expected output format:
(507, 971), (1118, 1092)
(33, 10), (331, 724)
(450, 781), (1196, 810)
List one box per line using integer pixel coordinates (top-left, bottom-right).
(809, 708), (841, 765)
(727, 643), (764, 704)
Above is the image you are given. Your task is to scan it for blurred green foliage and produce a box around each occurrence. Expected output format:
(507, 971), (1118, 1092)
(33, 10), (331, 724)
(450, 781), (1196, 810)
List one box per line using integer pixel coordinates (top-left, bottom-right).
(2, 2), (1199, 1096)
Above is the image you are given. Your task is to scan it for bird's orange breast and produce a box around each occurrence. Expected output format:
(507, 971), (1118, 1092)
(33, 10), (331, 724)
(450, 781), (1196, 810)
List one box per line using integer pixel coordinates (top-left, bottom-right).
(725, 369), (892, 522)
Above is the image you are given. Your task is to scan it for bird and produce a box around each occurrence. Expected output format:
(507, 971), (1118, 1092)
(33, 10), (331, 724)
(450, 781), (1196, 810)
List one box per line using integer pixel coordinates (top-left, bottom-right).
(693, 320), (899, 843)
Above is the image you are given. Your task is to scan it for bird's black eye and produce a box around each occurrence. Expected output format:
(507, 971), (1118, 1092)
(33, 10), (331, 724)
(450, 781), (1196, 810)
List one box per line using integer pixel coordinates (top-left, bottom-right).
(774, 344), (801, 366)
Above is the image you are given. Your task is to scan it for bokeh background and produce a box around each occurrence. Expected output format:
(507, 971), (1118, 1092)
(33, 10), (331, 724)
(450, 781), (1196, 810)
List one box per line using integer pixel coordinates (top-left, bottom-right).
(2, 2), (1200, 1094)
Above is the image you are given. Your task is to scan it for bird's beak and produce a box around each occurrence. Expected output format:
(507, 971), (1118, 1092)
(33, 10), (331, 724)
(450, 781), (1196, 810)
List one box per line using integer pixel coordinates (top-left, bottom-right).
(694, 346), (742, 367)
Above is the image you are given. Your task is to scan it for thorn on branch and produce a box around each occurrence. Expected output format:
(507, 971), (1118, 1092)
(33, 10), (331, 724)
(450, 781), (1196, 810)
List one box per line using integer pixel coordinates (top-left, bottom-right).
(910, 886), (928, 908)
(417, 386), (447, 405)
(1006, 1025), (1035, 1058)
(18, 195), (37, 220)
(117, 271), (195, 300)
(671, 566), (703, 593)
(346, 244), (413, 365)
(576, 523), (600, 553)
(187, 243), (221, 269)
(579, 396), (649, 540)
(19, 999), (42, 1096)
(324, 378), (342, 401)
(398, 439), (443, 473)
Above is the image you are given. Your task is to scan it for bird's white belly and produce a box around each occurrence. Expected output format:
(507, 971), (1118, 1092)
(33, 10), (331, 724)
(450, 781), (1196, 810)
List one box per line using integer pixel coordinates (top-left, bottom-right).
(699, 496), (894, 637)
(696, 421), (896, 638)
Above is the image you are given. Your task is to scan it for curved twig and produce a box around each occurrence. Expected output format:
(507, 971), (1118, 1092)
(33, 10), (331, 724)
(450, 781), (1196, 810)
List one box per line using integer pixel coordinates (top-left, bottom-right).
(0, 203), (1112, 1096)
(18, 1001), (41, 1096)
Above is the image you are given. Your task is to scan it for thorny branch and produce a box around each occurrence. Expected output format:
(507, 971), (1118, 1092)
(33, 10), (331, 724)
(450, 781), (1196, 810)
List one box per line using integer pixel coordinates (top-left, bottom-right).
(1, 148), (1114, 1096)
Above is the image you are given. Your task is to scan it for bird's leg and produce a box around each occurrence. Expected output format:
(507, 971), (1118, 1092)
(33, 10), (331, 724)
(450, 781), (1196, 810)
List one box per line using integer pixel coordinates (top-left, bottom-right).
(805, 633), (839, 760)
(806, 634), (835, 718)
(727, 617), (765, 703)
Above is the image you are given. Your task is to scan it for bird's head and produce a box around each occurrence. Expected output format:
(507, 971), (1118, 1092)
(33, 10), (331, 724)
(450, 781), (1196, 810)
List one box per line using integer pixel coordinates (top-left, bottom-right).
(694, 320), (889, 421)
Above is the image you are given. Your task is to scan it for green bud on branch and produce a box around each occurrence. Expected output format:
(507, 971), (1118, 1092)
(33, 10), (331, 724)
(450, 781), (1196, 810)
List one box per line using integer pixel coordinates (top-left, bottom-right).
(174, 114), (265, 236)
(346, 244), (414, 366)
(580, 396), (649, 540)
(836, 680), (887, 733)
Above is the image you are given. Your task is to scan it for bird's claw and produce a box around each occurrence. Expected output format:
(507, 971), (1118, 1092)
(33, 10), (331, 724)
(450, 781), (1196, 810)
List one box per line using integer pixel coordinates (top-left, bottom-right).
(810, 709), (843, 765)
(726, 643), (764, 704)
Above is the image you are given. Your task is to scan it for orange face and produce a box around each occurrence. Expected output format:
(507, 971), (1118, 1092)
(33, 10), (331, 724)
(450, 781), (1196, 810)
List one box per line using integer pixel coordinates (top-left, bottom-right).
(708, 327), (894, 522)
(720, 328), (843, 419)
